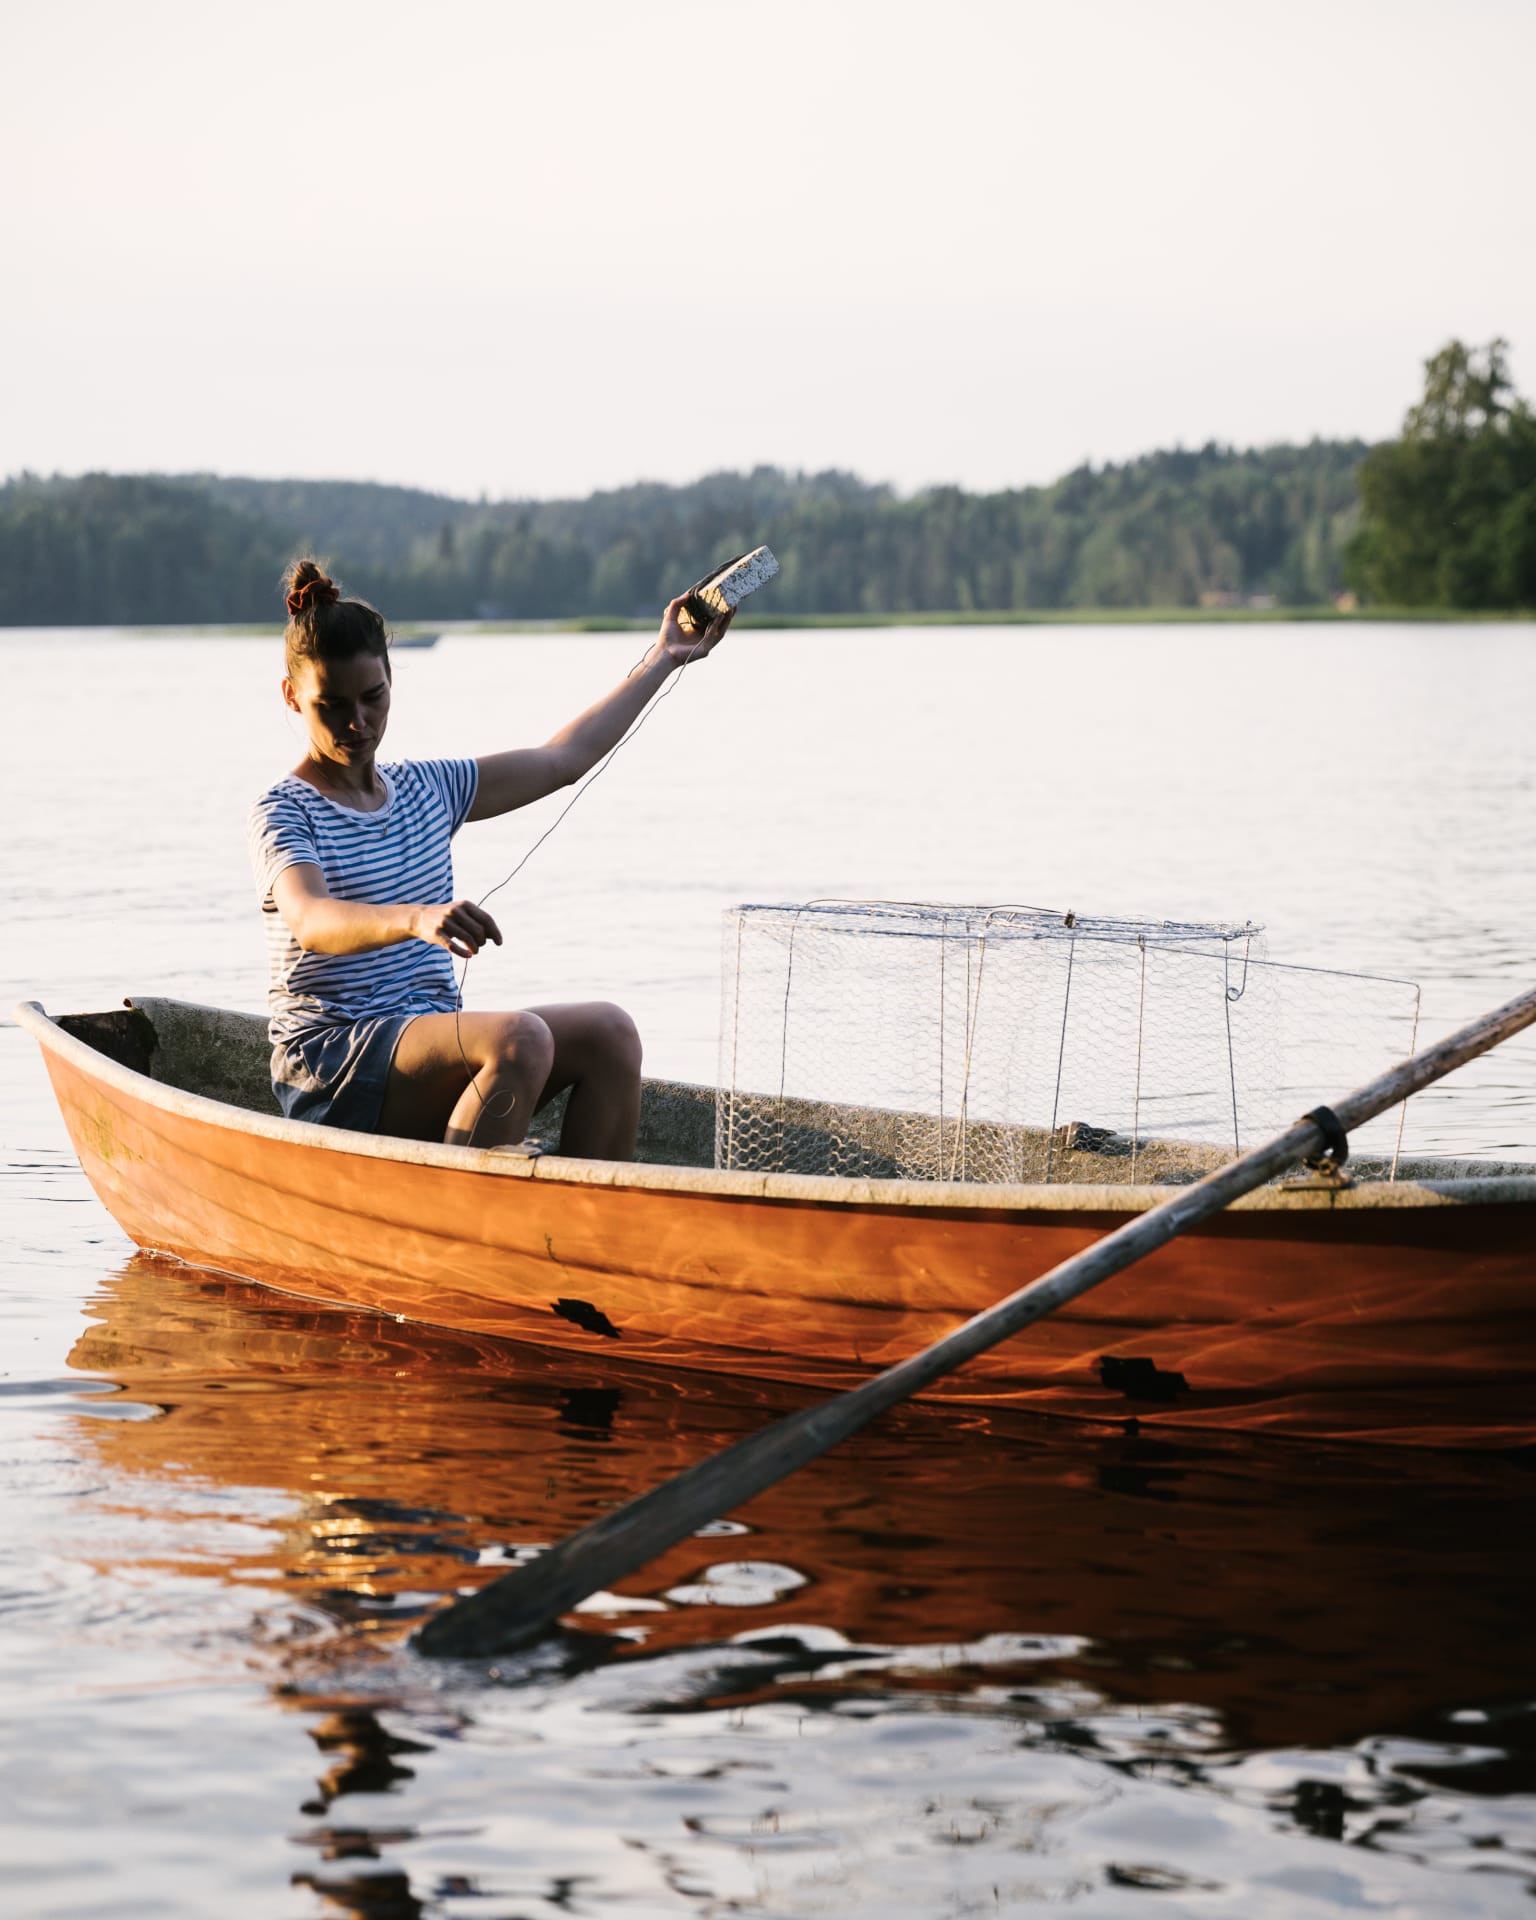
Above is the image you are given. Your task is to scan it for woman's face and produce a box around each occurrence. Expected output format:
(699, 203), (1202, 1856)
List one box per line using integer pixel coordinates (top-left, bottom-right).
(283, 653), (392, 766)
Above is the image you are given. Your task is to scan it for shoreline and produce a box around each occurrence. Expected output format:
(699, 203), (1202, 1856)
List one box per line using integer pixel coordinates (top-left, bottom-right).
(1, 605), (1532, 639)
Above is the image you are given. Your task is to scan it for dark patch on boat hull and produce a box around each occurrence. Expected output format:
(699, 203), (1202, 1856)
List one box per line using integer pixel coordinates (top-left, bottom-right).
(552, 1297), (621, 1340)
(1098, 1354), (1190, 1401)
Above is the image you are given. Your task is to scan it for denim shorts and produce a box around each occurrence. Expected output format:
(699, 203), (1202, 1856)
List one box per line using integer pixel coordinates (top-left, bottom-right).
(271, 1013), (419, 1131)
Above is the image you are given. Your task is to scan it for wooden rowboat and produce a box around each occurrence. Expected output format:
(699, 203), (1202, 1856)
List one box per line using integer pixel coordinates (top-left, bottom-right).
(18, 995), (1536, 1449)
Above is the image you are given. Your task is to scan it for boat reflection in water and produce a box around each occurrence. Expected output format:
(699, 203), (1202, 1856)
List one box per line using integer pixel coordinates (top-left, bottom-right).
(67, 1253), (1535, 1758)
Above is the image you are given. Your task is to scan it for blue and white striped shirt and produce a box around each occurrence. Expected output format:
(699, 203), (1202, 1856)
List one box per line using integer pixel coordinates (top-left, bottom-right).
(248, 758), (480, 1045)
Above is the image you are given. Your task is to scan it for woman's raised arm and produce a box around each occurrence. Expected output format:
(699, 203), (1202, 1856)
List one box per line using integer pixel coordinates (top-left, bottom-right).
(466, 595), (732, 823)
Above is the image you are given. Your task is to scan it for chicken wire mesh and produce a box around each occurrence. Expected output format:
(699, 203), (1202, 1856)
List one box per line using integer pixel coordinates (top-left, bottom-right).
(715, 902), (1422, 1186)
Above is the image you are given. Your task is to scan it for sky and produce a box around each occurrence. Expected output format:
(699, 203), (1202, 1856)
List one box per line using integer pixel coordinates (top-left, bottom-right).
(3, 0), (1533, 502)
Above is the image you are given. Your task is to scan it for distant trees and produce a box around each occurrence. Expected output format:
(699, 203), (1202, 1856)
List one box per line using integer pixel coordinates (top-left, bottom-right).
(0, 474), (293, 626)
(1347, 339), (1536, 609)
(360, 443), (1365, 622)
(0, 436), (1420, 628)
(14, 337), (1536, 628)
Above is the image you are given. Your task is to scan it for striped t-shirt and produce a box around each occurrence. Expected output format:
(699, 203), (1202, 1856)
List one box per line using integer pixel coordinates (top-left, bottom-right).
(248, 758), (480, 1044)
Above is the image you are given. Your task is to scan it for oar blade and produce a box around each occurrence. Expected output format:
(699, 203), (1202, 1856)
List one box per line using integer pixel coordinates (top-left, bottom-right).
(414, 1394), (862, 1659)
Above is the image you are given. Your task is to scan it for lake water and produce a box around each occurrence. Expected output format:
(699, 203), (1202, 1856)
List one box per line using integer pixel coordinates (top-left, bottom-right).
(2, 622), (1534, 1916)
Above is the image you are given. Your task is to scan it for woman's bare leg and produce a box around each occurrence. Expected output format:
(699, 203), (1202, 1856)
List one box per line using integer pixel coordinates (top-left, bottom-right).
(526, 1001), (643, 1158)
(375, 1002), (642, 1158)
(377, 1010), (556, 1148)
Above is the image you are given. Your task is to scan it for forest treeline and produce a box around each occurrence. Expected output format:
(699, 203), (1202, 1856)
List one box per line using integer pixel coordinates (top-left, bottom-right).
(1, 340), (1530, 625)
(1347, 340), (1536, 610)
(0, 445), (1367, 626)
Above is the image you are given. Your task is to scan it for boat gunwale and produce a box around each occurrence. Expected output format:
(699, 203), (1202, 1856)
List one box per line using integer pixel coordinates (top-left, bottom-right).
(16, 997), (1536, 1217)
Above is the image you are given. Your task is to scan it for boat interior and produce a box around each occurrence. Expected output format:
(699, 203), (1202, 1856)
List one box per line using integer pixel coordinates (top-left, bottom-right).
(50, 996), (1536, 1189)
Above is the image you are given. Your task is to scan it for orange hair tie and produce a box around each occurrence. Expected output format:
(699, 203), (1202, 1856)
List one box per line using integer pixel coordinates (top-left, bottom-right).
(286, 579), (340, 617)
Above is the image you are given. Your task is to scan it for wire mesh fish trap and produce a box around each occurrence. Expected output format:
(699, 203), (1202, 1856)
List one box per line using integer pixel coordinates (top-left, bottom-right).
(715, 901), (1421, 1186)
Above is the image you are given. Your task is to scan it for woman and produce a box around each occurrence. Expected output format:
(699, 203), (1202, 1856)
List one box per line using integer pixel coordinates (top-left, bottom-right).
(248, 558), (730, 1158)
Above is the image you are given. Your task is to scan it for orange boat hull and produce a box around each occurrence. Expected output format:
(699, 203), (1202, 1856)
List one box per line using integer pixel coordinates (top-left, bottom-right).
(24, 1001), (1536, 1447)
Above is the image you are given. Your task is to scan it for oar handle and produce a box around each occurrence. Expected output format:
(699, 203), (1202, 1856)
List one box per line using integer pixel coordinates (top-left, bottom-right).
(415, 981), (1536, 1660)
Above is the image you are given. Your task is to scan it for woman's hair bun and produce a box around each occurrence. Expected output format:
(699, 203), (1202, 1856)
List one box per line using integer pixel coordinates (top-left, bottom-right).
(283, 557), (342, 620)
(280, 555), (390, 675)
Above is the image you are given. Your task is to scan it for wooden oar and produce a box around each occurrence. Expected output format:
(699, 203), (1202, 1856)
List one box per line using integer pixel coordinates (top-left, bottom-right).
(414, 982), (1536, 1660)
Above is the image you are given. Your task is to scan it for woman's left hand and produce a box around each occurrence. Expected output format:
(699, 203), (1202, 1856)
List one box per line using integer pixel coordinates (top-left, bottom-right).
(655, 594), (734, 667)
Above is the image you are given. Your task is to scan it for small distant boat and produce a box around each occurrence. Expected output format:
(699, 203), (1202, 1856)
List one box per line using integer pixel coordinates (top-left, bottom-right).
(17, 995), (1536, 1450)
(391, 631), (441, 650)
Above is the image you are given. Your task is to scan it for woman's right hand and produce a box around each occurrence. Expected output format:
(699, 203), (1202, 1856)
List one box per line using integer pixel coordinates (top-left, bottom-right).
(655, 594), (734, 666)
(412, 900), (503, 959)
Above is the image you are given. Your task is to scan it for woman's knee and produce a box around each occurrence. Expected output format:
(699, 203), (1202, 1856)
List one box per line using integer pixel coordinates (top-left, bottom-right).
(484, 1010), (555, 1082)
(589, 1001), (642, 1074)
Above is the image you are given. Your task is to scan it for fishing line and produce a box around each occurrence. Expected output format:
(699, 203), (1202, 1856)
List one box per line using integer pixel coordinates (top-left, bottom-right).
(451, 637), (706, 1132)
